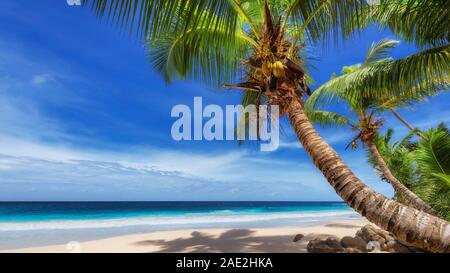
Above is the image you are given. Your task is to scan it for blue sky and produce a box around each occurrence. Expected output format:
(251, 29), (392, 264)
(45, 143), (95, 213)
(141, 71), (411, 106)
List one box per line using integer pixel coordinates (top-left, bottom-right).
(0, 1), (448, 201)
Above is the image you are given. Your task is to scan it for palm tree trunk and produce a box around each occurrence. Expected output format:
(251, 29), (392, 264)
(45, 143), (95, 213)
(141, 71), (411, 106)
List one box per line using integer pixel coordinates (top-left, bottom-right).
(390, 109), (416, 132)
(367, 140), (437, 215)
(390, 109), (425, 138)
(287, 98), (450, 253)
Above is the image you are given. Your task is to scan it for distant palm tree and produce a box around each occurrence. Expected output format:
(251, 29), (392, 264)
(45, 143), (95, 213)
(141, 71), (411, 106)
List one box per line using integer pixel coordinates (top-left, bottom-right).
(317, 0), (450, 141)
(306, 39), (441, 215)
(371, 126), (450, 221)
(82, 0), (449, 252)
(413, 126), (450, 220)
(327, 0), (450, 114)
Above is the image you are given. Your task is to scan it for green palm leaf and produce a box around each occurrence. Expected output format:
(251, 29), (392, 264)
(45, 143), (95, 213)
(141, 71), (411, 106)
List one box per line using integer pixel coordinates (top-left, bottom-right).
(368, 128), (450, 220)
(414, 128), (450, 179)
(147, 25), (252, 85)
(310, 44), (450, 106)
(364, 38), (399, 65)
(305, 109), (350, 128)
(354, 0), (450, 48)
(431, 173), (450, 189)
(412, 127), (450, 220)
(288, 0), (367, 44)
(82, 0), (239, 42)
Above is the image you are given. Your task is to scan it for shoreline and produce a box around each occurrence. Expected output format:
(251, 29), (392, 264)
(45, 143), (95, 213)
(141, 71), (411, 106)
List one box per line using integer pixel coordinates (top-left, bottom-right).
(3, 219), (369, 253)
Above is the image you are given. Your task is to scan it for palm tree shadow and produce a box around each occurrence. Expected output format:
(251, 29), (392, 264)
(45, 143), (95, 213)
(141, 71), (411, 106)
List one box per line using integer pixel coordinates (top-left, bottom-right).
(134, 229), (325, 253)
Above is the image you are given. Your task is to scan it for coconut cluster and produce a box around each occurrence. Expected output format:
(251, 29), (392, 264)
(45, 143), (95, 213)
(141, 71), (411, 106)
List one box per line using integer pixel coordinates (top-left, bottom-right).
(261, 61), (285, 78)
(348, 115), (383, 149)
(225, 1), (309, 115)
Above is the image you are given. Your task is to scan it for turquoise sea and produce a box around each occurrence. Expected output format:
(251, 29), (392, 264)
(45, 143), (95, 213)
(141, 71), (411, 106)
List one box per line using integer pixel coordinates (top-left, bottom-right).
(0, 202), (360, 250)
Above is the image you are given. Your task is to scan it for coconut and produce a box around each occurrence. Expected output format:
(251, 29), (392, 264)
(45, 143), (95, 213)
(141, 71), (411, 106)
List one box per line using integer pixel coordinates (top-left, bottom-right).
(272, 61), (285, 78)
(261, 61), (273, 77)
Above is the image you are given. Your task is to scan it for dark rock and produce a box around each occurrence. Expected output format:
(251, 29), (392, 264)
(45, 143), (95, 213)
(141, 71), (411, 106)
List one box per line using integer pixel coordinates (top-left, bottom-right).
(391, 242), (414, 253)
(293, 234), (304, 242)
(306, 237), (345, 253)
(307, 224), (427, 253)
(356, 224), (423, 253)
(358, 225), (389, 247)
(356, 229), (363, 238)
(385, 240), (396, 249)
(344, 248), (365, 253)
(341, 236), (367, 250)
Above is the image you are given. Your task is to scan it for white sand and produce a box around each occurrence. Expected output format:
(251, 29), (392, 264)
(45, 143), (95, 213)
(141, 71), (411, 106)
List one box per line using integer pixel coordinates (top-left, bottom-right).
(4, 219), (369, 253)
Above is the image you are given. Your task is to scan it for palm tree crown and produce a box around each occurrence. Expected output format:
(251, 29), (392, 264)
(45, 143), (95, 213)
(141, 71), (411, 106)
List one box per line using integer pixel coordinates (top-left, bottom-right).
(83, 0), (366, 86)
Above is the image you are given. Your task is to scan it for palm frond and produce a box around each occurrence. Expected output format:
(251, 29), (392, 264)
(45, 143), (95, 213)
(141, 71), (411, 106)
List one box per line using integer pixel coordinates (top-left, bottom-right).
(375, 80), (448, 111)
(414, 128), (450, 180)
(288, 0), (367, 44)
(82, 0), (239, 43)
(147, 24), (252, 85)
(412, 126), (450, 220)
(229, 0), (261, 39)
(352, 0), (450, 48)
(311, 44), (450, 105)
(364, 38), (399, 66)
(306, 110), (350, 128)
(431, 173), (450, 189)
(384, 128), (394, 144)
(342, 64), (362, 74)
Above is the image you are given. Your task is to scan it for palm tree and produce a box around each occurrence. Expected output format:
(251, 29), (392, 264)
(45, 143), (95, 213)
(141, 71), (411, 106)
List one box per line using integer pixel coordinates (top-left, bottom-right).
(366, 132), (437, 214)
(331, 0), (450, 109)
(82, 0), (450, 252)
(371, 127), (450, 221)
(413, 125), (450, 220)
(389, 109), (416, 132)
(306, 39), (438, 215)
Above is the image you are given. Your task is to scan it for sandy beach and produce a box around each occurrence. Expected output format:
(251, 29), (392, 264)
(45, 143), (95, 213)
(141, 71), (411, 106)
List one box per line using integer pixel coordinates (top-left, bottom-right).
(5, 219), (369, 253)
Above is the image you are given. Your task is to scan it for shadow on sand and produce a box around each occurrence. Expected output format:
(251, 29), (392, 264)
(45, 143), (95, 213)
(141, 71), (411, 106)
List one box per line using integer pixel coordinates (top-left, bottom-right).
(134, 229), (334, 253)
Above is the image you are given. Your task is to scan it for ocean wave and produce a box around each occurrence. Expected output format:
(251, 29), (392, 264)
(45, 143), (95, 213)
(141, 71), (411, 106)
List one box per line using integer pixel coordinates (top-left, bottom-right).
(0, 210), (359, 231)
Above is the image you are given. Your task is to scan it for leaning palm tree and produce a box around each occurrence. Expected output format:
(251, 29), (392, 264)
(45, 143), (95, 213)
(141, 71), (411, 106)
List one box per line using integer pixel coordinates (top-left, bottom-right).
(82, 0), (450, 252)
(306, 39), (439, 215)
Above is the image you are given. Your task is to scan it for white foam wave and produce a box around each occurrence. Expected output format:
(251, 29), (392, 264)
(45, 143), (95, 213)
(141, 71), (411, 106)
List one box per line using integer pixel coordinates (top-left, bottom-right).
(0, 210), (359, 231)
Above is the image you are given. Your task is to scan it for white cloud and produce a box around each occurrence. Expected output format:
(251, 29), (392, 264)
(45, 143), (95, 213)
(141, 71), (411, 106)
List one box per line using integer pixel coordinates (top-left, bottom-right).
(278, 140), (302, 149)
(0, 76), (390, 201)
(31, 74), (55, 87)
(0, 40), (392, 201)
(0, 153), (233, 201)
(0, 140), (346, 201)
(0, 115), (393, 201)
(0, 78), (81, 147)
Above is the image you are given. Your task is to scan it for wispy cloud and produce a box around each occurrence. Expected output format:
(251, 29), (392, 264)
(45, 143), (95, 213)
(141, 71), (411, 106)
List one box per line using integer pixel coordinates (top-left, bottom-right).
(0, 139), (354, 201)
(0, 153), (242, 201)
(30, 74), (55, 87)
(0, 76), (82, 143)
